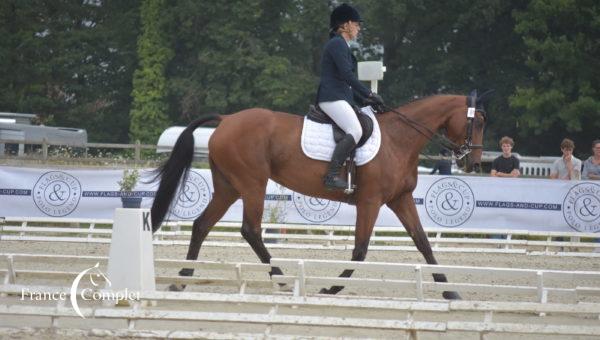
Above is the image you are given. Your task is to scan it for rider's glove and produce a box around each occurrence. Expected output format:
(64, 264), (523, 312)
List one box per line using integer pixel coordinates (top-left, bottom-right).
(368, 92), (384, 106)
(367, 93), (385, 114)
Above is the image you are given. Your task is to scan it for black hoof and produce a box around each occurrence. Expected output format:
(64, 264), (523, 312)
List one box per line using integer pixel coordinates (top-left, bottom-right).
(319, 288), (332, 294)
(277, 283), (293, 292)
(168, 283), (186, 292)
(443, 291), (462, 300)
(179, 268), (194, 276)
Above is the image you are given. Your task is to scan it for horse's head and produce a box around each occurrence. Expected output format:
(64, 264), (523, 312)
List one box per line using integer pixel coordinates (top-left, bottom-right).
(448, 90), (493, 173)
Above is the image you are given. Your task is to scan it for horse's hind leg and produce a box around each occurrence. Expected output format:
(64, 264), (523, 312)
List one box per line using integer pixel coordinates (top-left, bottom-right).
(236, 180), (284, 278)
(170, 164), (239, 291)
(387, 193), (461, 300)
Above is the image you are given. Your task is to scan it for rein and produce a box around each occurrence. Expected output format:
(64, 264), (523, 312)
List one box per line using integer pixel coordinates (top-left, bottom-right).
(380, 96), (484, 160)
(382, 105), (460, 153)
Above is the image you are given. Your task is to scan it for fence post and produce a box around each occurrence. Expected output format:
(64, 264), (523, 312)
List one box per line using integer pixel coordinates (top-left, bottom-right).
(134, 140), (141, 162)
(42, 138), (48, 160)
(298, 260), (306, 297)
(537, 271), (547, 303)
(415, 265), (423, 301)
(6, 255), (16, 284)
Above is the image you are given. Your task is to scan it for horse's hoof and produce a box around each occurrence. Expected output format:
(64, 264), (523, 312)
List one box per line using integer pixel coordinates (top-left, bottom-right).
(168, 283), (186, 292)
(277, 283), (293, 292)
(443, 291), (462, 300)
(319, 288), (333, 294)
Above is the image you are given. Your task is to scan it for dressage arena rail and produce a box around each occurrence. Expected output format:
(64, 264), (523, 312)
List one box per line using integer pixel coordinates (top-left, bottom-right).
(2, 253), (600, 303)
(1, 216), (599, 256)
(1, 253), (600, 338)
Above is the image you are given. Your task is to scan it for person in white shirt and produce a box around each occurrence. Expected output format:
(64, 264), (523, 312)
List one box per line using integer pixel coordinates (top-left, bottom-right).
(550, 138), (582, 180)
(582, 139), (600, 180)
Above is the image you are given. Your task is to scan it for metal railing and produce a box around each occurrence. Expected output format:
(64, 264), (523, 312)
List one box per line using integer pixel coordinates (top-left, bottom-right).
(0, 138), (166, 165)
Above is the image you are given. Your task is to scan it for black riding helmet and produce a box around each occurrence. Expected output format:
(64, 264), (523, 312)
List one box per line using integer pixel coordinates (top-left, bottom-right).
(329, 3), (362, 31)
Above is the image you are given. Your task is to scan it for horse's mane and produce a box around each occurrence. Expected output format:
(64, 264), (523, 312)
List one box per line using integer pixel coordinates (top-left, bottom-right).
(399, 92), (463, 106)
(394, 93), (464, 113)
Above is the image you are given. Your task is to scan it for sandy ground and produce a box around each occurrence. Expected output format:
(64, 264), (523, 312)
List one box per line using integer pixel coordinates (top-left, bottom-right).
(1, 240), (600, 339)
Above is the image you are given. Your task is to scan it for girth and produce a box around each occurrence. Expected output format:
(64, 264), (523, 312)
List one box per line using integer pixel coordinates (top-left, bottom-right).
(306, 105), (374, 148)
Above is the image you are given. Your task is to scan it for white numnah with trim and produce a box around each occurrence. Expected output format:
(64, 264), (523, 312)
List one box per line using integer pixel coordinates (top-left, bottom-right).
(301, 107), (381, 166)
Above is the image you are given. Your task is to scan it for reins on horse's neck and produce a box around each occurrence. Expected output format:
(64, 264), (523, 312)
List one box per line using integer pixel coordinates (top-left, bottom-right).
(382, 105), (461, 154)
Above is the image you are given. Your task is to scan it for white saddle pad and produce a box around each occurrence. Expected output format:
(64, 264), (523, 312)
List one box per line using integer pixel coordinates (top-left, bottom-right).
(301, 106), (381, 166)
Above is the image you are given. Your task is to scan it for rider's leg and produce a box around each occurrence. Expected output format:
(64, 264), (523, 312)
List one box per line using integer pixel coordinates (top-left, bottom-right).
(318, 100), (362, 190)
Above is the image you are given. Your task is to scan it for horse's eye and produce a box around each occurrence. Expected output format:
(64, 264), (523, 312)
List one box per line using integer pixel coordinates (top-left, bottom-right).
(474, 116), (485, 127)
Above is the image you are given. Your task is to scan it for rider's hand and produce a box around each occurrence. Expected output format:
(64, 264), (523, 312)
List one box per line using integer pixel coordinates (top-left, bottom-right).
(367, 93), (385, 114)
(369, 92), (384, 106)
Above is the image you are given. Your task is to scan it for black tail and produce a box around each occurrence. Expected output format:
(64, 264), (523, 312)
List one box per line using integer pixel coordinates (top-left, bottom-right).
(150, 114), (221, 232)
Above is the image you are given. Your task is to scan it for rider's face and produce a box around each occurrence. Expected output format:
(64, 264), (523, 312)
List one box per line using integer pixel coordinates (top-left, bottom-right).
(342, 21), (361, 40)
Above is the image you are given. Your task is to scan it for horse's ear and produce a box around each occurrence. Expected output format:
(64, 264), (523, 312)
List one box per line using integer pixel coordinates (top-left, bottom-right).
(468, 90), (478, 107)
(477, 89), (495, 105)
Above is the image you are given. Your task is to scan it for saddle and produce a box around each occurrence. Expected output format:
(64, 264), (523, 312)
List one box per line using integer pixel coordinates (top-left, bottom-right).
(306, 105), (374, 148)
(306, 105), (375, 195)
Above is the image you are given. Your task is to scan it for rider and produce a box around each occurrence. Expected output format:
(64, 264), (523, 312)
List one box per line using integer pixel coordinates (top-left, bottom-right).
(318, 3), (384, 190)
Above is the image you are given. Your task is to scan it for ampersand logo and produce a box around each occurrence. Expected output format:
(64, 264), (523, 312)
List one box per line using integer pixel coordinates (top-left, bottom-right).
(33, 171), (82, 217)
(170, 170), (211, 219)
(425, 177), (475, 227)
(292, 192), (341, 223)
(563, 183), (600, 232)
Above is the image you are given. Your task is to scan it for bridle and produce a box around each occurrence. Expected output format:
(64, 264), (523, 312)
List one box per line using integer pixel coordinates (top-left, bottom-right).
(381, 91), (486, 160)
(457, 92), (486, 159)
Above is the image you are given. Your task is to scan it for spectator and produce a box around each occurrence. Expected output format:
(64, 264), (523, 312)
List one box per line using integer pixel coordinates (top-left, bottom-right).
(490, 136), (520, 178)
(430, 149), (452, 175)
(582, 139), (600, 180)
(550, 138), (581, 180)
(489, 136), (520, 241)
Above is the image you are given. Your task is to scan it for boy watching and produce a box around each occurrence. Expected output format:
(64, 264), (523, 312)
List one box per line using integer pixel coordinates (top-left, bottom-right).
(550, 138), (581, 180)
(491, 136), (520, 178)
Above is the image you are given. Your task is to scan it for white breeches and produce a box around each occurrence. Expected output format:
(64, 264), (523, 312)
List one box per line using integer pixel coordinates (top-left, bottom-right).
(318, 100), (362, 144)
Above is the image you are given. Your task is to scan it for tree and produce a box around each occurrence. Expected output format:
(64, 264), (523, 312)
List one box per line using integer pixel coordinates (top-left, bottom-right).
(129, 0), (173, 144)
(356, 0), (530, 151)
(0, 1), (139, 142)
(510, 0), (600, 156)
(163, 0), (329, 124)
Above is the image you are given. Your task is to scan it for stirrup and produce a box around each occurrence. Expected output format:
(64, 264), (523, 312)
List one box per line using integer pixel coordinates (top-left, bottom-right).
(344, 169), (355, 195)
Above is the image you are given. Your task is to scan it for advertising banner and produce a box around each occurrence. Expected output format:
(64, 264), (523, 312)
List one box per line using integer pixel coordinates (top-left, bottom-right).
(1, 166), (598, 233)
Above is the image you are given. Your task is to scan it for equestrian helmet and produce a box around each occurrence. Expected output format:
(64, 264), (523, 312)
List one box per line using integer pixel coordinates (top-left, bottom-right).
(329, 3), (362, 30)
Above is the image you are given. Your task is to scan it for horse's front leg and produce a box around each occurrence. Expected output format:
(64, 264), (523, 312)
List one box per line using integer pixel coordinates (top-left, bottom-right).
(387, 193), (461, 300)
(319, 200), (381, 295)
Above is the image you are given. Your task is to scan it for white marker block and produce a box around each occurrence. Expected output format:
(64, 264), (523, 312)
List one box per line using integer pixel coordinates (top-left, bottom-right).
(107, 208), (156, 292)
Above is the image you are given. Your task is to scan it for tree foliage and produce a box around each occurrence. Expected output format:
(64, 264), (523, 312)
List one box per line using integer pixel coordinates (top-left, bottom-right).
(129, 0), (173, 144)
(0, 1), (597, 156)
(356, 0), (531, 149)
(163, 0), (329, 123)
(509, 0), (600, 155)
(0, 0), (139, 142)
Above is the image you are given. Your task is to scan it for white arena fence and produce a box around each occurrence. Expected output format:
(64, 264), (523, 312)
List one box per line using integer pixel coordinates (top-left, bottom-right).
(2, 253), (600, 338)
(1, 216), (599, 256)
(3, 253), (599, 303)
(2, 285), (600, 339)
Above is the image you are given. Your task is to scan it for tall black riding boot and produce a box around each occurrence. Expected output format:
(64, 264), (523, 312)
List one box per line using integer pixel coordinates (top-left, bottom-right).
(323, 134), (356, 190)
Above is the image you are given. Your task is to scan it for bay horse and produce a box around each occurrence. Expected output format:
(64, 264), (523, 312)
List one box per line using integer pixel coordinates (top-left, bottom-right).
(151, 91), (490, 299)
